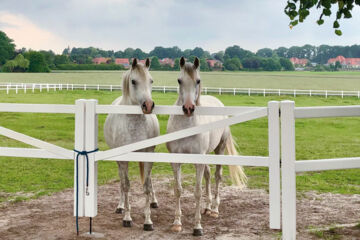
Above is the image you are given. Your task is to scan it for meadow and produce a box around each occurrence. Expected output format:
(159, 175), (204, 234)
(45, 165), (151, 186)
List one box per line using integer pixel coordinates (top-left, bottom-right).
(1, 70), (360, 90)
(1, 90), (360, 204)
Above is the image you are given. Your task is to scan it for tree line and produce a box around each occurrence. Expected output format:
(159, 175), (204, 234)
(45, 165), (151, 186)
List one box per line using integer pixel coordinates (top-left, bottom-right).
(1, 30), (360, 73)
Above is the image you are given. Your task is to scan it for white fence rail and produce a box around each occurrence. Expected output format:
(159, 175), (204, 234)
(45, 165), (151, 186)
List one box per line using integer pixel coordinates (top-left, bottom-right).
(1, 100), (359, 239)
(1, 82), (360, 98)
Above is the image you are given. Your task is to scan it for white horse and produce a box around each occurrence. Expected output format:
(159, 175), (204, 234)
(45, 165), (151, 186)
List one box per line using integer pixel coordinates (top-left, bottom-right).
(166, 57), (247, 236)
(104, 58), (160, 231)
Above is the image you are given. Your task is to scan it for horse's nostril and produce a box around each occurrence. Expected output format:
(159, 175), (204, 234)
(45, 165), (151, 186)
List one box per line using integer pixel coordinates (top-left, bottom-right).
(142, 102), (146, 109)
(151, 102), (155, 110)
(182, 105), (188, 114)
(190, 107), (195, 113)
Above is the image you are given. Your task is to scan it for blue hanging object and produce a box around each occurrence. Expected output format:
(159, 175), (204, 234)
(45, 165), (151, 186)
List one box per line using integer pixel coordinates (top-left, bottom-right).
(74, 148), (99, 235)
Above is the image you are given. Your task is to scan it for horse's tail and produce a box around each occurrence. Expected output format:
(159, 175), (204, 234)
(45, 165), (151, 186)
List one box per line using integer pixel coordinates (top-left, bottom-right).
(226, 134), (247, 188)
(139, 162), (144, 184)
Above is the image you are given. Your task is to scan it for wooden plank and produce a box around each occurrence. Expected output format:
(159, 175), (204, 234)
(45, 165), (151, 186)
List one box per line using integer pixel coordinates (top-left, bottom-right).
(84, 100), (98, 217)
(0, 126), (73, 159)
(268, 101), (281, 229)
(281, 100), (297, 240)
(295, 105), (360, 119)
(295, 157), (360, 172)
(96, 104), (265, 115)
(96, 108), (267, 161)
(0, 147), (69, 159)
(74, 99), (86, 217)
(100, 152), (269, 166)
(0, 103), (75, 113)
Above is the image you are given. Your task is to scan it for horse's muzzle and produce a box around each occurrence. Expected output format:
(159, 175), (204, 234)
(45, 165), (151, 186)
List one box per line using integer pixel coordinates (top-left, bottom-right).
(142, 100), (155, 114)
(182, 104), (195, 117)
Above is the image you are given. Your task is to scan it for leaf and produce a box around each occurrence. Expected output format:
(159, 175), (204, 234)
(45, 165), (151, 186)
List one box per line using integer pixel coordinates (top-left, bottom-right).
(317, 19), (325, 25)
(338, 0), (344, 9)
(323, 8), (332, 16)
(335, 29), (342, 36)
(333, 20), (340, 28)
(291, 20), (299, 26)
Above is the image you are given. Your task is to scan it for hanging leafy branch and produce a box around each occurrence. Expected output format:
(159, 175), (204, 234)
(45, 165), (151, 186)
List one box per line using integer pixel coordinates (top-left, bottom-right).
(285, 0), (360, 36)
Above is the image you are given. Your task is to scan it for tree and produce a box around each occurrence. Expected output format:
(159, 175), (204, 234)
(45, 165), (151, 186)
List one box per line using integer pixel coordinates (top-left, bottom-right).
(242, 56), (262, 69)
(54, 55), (70, 66)
(224, 58), (242, 71)
(150, 56), (161, 70)
(2, 54), (29, 72)
(25, 51), (50, 72)
(0, 31), (15, 65)
(173, 58), (180, 70)
(261, 58), (282, 71)
(279, 58), (295, 71)
(285, 0), (360, 36)
(213, 51), (225, 62)
(224, 45), (254, 60)
(256, 48), (273, 58)
(200, 58), (210, 71)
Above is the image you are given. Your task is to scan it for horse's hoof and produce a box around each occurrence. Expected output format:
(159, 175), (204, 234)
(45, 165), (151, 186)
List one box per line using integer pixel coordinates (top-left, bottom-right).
(210, 211), (219, 218)
(203, 208), (212, 215)
(171, 224), (182, 232)
(143, 224), (154, 231)
(193, 228), (203, 236)
(123, 220), (133, 227)
(150, 202), (158, 209)
(115, 208), (124, 214)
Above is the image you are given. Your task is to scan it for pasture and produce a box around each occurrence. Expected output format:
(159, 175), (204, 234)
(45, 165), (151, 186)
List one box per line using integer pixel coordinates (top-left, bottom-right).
(1, 90), (360, 205)
(1, 70), (360, 90)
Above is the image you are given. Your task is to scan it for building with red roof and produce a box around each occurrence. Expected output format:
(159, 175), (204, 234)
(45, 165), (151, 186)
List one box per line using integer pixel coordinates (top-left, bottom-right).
(207, 59), (223, 69)
(289, 57), (308, 66)
(328, 56), (360, 69)
(159, 58), (174, 67)
(92, 57), (110, 64)
(115, 58), (130, 68)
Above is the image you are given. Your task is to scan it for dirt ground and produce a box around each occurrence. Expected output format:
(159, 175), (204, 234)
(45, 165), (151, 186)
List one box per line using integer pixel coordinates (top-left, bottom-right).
(1, 177), (359, 240)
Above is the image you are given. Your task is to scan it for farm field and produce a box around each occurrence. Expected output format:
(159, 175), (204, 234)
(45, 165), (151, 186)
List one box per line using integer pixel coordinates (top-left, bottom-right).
(1, 70), (360, 90)
(0, 90), (360, 205)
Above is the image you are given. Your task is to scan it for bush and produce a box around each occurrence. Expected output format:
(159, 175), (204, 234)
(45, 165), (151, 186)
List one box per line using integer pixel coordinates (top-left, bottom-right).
(26, 51), (50, 72)
(55, 63), (125, 70)
(1, 54), (29, 72)
(224, 58), (242, 71)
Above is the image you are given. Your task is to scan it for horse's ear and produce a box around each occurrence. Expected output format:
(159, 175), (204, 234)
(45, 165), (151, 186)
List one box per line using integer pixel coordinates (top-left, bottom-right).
(193, 57), (200, 69)
(180, 57), (185, 68)
(145, 58), (151, 69)
(132, 58), (138, 68)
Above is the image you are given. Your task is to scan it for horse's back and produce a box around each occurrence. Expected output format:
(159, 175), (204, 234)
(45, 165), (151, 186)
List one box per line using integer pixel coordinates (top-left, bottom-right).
(199, 95), (224, 107)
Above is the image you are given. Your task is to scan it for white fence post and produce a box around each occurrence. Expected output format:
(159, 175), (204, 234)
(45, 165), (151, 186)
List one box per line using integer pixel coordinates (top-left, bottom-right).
(309, 90), (312, 97)
(15, 85), (18, 94)
(293, 90), (296, 98)
(233, 88), (236, 96)
(32, 84), (35, 93)
(84, 84), (86, 91)
(325, 90), (327, 98)
(97, 84), (100, 91)
(6, 85), (9, 94)
(248, 88), (250, 96)
(24, 84), (27, 93)
(74, 99), (86, 217)
(341, 91), (344, 98)
(263, 89), (265, 97)
(219, 88), (222, 95)
(205, 87), (207, 95)
(47, 84), (49, 92)
(72, 84), (74, 91)
(84, 99), (98, 217)
(268, 101), (281, 229)
(281, 100), (297, 240)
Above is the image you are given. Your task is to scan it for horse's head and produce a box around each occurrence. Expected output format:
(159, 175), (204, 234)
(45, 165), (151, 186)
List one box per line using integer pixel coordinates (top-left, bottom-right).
(177, 56), (201, 117)
(123, 58), (154, 114)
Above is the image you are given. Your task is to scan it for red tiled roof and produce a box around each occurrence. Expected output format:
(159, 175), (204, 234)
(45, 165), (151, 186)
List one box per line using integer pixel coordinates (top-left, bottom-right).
(328, 56), (360, 66)
(159, 58), (174, 67)
(92, 57), (109, 64)
(289, 57), (308, 65)
(115, 58), (130, 64)
(206, 59), (223, 68)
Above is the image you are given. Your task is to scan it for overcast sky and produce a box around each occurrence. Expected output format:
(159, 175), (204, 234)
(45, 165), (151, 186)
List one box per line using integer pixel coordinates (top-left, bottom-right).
(0, 0), (359, 54)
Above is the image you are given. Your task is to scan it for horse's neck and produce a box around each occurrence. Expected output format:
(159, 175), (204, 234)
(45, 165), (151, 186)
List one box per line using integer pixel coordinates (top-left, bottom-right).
(119, 95), (135, 105)
(175, 97), (201, 106)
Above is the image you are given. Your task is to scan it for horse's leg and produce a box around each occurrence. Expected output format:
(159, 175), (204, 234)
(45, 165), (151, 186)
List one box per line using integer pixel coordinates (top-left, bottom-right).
(143, 162), (155, 231)
(149, 169), (158, 209)
(119, 162), (132, 227)
(211, 165), (223, 218)
(115, 162), (125, 214)
(193, 164), (205, 236)
(171, 163), (182, 232)
(203, 165), (212, 215)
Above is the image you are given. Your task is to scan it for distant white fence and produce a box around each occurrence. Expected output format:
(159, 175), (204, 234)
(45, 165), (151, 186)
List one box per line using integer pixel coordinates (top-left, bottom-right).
(1, 100), (360, 239)
(1, 82), (360, 98)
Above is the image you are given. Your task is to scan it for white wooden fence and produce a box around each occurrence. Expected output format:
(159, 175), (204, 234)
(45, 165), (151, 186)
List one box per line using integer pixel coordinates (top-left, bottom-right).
(1, 82), (360, 98)
(0, 100), (359, 239)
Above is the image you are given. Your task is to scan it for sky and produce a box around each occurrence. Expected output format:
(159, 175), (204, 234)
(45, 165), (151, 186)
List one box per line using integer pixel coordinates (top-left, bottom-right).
(0, 0), (359, 54)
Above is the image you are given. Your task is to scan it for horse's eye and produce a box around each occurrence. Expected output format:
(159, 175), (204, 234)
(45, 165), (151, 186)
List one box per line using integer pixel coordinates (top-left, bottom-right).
(196, 79), (201, 84)
(150, 79), (154, 84)
(131, 80), (136, 85)
(178, 79), (182, 84)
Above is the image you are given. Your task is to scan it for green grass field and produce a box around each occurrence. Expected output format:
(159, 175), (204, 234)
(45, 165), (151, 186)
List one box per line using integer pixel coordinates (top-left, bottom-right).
(1, 71), (360, 90)
(1, 90), (360, 204)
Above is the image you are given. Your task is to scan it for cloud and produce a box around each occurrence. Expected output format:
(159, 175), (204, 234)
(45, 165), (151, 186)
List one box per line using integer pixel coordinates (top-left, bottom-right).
(0, 0), (359, 53)
(0, 12), (68, 53)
